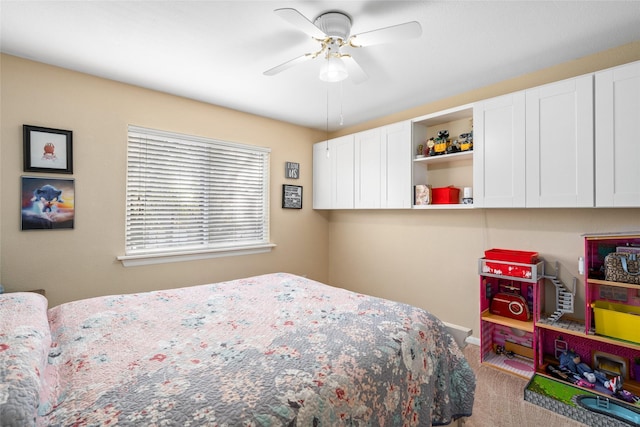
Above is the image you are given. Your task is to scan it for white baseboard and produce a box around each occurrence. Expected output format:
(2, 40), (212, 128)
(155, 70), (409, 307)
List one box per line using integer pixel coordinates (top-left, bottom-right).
(465, 336), (481, 347)
(442, 321), (473, 349)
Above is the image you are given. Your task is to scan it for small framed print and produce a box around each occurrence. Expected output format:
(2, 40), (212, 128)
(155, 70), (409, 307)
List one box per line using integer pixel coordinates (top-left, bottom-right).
(23, 125), (73, 174)
(285, 161), (300, 179)
(282, 184), (302, 209)
(21, 176), (75, 230)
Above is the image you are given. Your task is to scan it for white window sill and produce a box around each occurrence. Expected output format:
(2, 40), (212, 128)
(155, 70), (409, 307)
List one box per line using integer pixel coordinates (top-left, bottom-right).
(117, 243), (276, 267)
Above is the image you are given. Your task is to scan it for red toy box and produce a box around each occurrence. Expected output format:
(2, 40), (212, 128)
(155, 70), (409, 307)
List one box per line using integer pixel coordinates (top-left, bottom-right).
(431, 186), (460, 204)
(483, 249), (540, 279)
(484, 249), (539, 264)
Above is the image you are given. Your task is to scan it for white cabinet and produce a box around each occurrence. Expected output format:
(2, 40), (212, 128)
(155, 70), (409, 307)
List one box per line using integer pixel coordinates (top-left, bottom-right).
(473, 92), (526, 207)
(354, 121), (412, 209)
(312, 141), (332, 209)
(354, 127), (382, 208)
(312, 135), (354, 209)
(313, 61), (639, 210)
(383, 121), (412, 208)
(525, 74), (594, 207)
(474, 74), (594, 208)
(331, 135), (355, 209)
(595, 61), (640, 207)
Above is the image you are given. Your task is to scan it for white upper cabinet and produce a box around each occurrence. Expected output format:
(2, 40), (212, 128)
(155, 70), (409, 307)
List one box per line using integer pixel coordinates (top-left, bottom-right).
(313, 61), (639, 210)
(473, 92), (526, 207)
(383, 121), (412, 208)
(312, 134), (354, 209)
(354, 127), (383, 208)
(312, 141), (332, 209)
(474, 75), (594, 208)
(354, 121), (412, 209)
(331, 135), (355, 209)
(525, 75), (594, 207)
(595, 61), (640, 207)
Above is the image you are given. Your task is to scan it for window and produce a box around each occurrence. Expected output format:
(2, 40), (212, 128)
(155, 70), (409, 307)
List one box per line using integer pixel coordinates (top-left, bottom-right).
(118, 126), (273, 267)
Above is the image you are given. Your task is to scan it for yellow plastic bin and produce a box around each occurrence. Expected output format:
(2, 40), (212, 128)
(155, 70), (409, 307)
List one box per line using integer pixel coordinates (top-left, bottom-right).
(592, 300), (640, 343)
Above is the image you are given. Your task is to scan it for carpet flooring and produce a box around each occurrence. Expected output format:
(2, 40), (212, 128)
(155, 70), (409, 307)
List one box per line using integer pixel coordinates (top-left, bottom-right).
(461, 344), (586, 427)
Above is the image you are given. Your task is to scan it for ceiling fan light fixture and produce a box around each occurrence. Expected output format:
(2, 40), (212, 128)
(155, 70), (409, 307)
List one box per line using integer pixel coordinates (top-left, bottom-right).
(319, 55), (348, 82)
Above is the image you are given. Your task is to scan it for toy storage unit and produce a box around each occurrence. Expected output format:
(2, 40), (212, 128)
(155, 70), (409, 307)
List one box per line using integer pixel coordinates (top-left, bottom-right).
(584, 232), (640, 338)
(481, 236), (640, 423)
(530, 233), (640, 405)
(478, 249), (545, 379)
(581, 233), (640, 392)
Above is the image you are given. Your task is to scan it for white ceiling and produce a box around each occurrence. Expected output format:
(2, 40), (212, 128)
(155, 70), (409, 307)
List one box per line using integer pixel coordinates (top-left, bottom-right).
(1, 1), (639, 131)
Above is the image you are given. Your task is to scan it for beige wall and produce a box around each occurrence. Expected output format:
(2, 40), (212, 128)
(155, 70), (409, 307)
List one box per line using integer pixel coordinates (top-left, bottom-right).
(2, 41), (640, 340)
(326, 41), (640, 338)
(0, 54), (329, 307)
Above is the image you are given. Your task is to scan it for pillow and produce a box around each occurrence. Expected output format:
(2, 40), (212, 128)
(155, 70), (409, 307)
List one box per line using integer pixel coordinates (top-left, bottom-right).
(0, 292), (51, 427)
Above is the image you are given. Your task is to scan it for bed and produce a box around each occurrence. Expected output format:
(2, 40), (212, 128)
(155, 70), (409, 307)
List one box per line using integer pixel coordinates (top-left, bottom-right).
(0, 272), (475, 426)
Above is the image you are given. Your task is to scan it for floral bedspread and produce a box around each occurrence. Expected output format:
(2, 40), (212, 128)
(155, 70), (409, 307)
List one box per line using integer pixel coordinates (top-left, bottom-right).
(0, 292), (51, 427)
(1, 273), (475, 426)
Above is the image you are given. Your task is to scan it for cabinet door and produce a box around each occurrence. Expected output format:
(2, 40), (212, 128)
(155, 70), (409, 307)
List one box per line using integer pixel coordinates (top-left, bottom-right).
(312, 141), (332, 209)
(354, 122), (412, 209)
(331, 134), (355, 209)
(525, 75), (594, 207)
(382, 121), (412, 208)
(473, 92), (526, 207)
(595, 61), (640, 207)
(354, 128), (382, 208)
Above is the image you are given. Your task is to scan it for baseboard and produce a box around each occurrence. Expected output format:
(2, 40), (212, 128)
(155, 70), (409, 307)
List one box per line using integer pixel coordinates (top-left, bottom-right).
(442, 321), (473, 349)
(465, 336), (481, 347)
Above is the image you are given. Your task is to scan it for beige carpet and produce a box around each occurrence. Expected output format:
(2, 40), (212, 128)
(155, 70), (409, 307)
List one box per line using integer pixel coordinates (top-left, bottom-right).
(461, 344), (586, 427)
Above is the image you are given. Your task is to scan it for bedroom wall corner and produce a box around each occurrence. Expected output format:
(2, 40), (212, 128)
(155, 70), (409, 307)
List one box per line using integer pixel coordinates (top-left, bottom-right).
(0, 54), (330, 306)
(326, 41), (640, 339)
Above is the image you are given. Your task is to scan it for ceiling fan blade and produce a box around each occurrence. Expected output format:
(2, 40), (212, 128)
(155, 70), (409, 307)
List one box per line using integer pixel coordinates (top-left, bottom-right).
(274, 8), (327, 39)
(349, 21), (422, 47)
(343, 56), (368, 84)
(264, 54), (312, 76)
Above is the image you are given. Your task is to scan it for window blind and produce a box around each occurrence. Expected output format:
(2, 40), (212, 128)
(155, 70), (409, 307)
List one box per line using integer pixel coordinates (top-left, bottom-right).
(125, 126), (270, 255)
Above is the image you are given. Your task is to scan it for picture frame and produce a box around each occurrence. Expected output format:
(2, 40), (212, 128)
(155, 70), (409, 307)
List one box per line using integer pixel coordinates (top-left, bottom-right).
(21, 176), (75, 230)
(23, 124), (73, 174)
(282, 184), (302, 209)
(285, 161), (300, 179)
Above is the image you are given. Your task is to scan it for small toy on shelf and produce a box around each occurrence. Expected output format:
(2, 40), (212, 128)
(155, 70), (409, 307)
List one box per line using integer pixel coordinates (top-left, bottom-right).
(433, 130), (450, 155)
(426, 138), (435, 156)
(459, 132), (473, 151)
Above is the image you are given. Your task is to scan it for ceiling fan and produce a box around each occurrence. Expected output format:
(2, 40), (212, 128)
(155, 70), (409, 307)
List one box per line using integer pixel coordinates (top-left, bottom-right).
(264, 8), (422, 84)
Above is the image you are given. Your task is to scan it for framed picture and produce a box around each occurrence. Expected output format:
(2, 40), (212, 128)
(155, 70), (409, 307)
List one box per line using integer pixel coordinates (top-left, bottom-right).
(23, 125), (73, 173)
(282, 184), (302, 209)
(21, 176), (75, 230)
(285, 161), (300, 179)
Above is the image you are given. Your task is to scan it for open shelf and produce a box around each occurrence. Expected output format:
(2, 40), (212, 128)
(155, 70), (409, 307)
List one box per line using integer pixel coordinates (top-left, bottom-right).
(411, 203), (473, 210)
(483, 351), (535, 379)
(412, 104), (473, 208)
(481, 309), (534, 333)
(588, 278), (640, 290)
(413, 151), (472, 165)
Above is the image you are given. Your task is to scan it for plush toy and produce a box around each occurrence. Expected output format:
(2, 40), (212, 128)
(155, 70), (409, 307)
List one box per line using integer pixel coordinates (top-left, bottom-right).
(559, 349), (622, 392)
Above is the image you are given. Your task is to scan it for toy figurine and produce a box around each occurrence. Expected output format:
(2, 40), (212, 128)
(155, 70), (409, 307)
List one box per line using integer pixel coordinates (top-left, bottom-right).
(559, 349), (622, 392)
